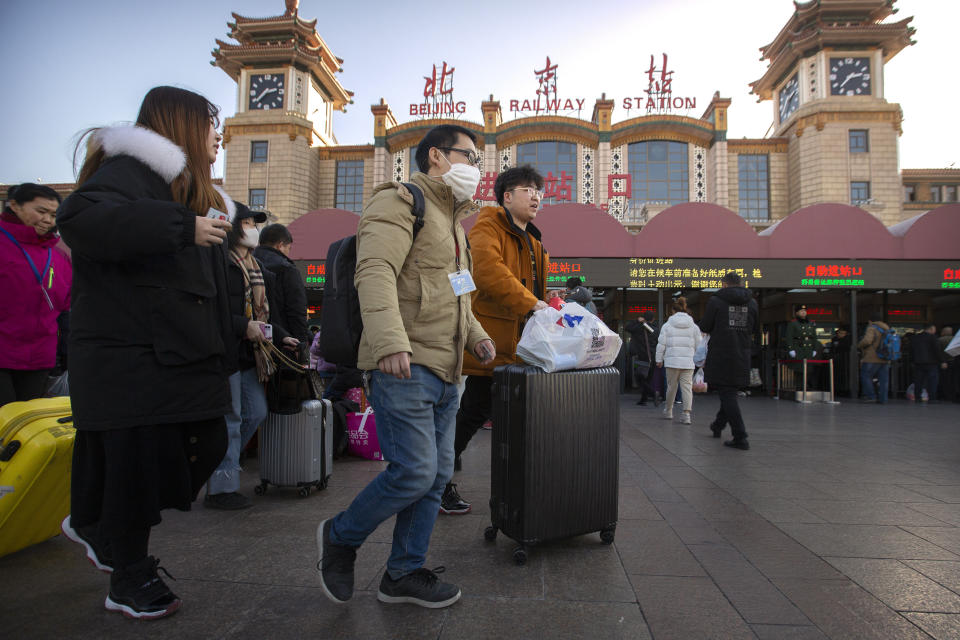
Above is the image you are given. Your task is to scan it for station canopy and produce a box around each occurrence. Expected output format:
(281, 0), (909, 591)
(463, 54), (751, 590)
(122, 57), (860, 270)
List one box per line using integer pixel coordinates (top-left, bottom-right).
(286, 203), (959, 291)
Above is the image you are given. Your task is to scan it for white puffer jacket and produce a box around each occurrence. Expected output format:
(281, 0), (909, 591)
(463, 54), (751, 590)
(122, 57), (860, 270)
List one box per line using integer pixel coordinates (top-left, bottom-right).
(655, 311), (702, 370)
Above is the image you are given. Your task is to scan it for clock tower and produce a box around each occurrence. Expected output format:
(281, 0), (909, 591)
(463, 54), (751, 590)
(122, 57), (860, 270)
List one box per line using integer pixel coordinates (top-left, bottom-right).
(749, 0), (915, 224)
(212, 1), (353, 222)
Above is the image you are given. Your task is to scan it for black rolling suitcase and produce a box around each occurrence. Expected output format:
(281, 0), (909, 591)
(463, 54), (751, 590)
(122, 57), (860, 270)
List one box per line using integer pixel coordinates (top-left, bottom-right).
(484, 364), (620, 564)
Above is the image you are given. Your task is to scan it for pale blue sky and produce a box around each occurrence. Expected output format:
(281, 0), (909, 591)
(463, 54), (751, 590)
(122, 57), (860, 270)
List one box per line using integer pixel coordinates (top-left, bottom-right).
(0, 0), (955, 184)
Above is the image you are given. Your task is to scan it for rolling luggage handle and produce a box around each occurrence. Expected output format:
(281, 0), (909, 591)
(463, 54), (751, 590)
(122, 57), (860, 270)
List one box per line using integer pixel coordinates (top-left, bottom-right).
(0, 410), (73, 461)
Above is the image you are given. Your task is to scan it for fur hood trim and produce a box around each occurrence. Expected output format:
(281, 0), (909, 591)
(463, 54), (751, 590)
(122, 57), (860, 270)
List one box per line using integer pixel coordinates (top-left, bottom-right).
(96, 126), (186, 184)
(213, 185), (237, 222)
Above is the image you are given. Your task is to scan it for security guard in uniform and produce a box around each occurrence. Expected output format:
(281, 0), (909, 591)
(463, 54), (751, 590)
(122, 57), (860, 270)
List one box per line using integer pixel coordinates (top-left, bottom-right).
(781, 305), (822, 388)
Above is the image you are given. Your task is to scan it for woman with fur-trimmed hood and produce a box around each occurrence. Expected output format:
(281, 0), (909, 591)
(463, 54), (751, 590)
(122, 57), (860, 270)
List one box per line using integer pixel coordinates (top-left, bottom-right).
(56, 86), (235, 620)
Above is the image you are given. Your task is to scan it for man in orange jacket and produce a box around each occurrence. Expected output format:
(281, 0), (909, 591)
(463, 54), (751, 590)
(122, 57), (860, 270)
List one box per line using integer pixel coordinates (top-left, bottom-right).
(441, 166), (550, 514)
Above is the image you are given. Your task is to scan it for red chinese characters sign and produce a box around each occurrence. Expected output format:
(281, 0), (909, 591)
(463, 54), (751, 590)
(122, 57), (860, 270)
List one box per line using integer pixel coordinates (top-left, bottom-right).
(628, 305), (657, 314)
(295, 261), (326, 288)
(544, 171), (573, 202)
(943, 267), (960, 289)
(547, 260), (582, 286)
(803, 307), (835, 317)
(474, 172), (498, 202)
(410, 61), (466, 117)
(622, 53), (697, 113)
(508, 56), (587, 115)
(802, 264), (864, 287)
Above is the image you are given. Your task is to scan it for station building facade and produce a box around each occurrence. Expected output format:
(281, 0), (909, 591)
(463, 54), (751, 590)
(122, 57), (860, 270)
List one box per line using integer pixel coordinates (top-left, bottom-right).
(204, 0), (960, 400)
(211, 0), (958, 231)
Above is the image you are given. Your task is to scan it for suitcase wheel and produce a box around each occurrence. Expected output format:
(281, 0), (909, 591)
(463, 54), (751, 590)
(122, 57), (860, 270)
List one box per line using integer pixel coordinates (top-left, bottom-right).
(512, 546), (527, 565)
(254, 482), (267, 496)
(600, 528), (615, 545)
(483, 526), (498, 542)
(298, 487), (311, 498)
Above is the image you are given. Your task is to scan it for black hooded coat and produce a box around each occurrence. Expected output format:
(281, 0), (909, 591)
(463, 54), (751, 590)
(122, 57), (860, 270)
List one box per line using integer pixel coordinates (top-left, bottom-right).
(698, 286), (758, 388)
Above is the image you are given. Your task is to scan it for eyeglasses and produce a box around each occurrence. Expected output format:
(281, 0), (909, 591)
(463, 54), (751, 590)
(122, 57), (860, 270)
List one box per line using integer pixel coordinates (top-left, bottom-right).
(439, 147), (481, 168)
(510, 187), (545, 199)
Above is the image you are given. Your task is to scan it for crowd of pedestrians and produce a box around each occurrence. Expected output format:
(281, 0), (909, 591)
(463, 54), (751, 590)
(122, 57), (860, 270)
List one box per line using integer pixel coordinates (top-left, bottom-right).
(3, 93), (958, 623)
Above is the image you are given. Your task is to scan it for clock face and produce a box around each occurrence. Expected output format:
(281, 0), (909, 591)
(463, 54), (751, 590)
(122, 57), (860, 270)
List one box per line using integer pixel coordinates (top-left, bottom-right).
(830, 57), (871, 96)
(249, 73), (285, 110)
(778, 74), (800, 122)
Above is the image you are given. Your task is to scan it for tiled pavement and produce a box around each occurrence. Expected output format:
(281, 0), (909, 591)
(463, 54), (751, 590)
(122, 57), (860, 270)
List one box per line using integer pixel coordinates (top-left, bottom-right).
(3, 395), (960, 639)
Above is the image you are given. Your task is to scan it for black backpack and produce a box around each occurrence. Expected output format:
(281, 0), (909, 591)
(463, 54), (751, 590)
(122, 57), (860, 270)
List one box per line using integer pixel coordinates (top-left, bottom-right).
(320, 183), (425, 368)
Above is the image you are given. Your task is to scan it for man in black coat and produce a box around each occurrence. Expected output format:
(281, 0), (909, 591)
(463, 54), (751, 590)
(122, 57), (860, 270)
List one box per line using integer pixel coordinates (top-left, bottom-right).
(699, 272), (759, 450)
(911, 324), (943, 403)
(254, 223), (309, 344)
(625, 311), (660, 405)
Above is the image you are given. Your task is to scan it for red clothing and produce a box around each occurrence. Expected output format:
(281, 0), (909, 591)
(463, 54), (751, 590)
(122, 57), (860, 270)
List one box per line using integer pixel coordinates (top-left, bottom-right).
(0, 213), (72, 369)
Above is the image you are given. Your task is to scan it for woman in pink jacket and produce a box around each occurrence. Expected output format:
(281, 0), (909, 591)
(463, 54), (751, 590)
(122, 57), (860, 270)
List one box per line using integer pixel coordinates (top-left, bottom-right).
(0, 183), (72, 407)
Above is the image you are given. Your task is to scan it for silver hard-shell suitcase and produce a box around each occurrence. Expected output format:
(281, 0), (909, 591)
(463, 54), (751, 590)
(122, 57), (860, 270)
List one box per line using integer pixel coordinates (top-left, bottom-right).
(256, 399), (332, 498)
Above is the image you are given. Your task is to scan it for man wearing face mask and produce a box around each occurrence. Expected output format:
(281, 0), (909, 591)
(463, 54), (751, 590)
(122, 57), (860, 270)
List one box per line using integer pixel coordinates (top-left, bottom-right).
(317, 125), (493, 609)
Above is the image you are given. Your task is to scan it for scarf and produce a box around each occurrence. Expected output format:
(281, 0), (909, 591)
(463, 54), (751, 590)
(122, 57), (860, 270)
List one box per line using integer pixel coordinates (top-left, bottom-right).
(230, 248), (275, 382)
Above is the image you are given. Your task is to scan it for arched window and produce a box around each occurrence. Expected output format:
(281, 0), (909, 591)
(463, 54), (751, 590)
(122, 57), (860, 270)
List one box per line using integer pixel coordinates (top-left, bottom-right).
(627, 141), (688, 209)
(515, 141), (577, 205)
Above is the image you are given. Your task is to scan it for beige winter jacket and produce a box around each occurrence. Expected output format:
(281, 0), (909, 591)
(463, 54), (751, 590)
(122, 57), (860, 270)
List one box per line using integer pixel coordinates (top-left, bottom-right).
(355, 173), (491, 383)
(858, 320), (890, 364)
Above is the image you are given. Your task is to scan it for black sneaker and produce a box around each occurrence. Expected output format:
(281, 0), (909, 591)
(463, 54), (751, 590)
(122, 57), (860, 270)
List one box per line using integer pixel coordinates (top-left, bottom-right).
(105, 557), (180, 620)
(61, 515), (113, 573)
(439, 483), (471, 515)
(377, 567), (461, 608)
(709, 422), (723, 438)
(316, 518), (357, 603)
(204, 492), (252, 510)
(724, 439), (750, 451)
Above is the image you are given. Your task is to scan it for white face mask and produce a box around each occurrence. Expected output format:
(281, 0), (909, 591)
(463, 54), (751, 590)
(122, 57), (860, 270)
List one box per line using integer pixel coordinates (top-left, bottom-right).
(439, 153), (481, 202)
(239, 226), (260, 248)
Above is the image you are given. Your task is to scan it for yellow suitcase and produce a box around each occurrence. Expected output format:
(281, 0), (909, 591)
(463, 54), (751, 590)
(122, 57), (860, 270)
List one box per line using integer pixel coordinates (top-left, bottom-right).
(0, 396), (74, 558)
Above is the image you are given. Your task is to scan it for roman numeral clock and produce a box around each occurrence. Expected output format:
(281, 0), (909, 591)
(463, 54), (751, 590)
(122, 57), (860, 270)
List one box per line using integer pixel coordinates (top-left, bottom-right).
(249, 73), (285, 110)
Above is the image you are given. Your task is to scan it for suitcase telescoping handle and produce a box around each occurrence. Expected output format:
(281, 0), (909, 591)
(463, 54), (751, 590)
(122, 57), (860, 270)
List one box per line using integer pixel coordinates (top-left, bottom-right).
(0, 415), (72, 462)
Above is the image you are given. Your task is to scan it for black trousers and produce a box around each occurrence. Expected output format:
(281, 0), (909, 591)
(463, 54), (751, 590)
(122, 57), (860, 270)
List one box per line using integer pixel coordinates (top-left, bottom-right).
(322, 366), (363, 402)
(0, 368), (50, 408)
(453, 375), (493, 460)
(633, 357), (655, 401)
(713, 385), (748, 441)
(912, 364), (939, 401)
(943, 361), (960, 402)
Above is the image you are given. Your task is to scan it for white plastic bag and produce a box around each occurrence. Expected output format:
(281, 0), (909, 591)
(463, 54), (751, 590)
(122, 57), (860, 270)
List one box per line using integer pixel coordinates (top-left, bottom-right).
(44, 371), (69, 397)
(693, 335), (709, 368)
(692, 368), (708, 393)
(947, 334), (960, 357)
(515, 302), (622, 372)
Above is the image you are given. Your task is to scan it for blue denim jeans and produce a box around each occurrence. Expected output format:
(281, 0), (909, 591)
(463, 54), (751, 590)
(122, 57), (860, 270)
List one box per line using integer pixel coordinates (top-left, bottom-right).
(208, 368), (267, 494)
(329, 364), (459, 579)
(860, 362), (889, 403)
